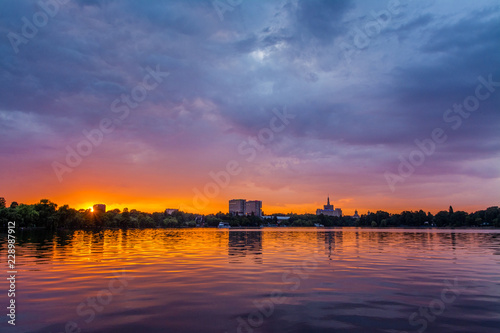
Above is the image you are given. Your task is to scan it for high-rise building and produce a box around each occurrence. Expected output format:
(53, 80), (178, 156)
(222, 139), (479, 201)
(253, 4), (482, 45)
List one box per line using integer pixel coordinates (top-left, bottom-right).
(245, 200), (262, 217)
(229, 199), (246, 216)
(93, 204), (106, 214)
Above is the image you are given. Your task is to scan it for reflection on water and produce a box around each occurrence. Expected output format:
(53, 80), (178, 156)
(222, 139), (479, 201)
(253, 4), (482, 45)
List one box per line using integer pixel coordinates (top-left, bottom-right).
(228, 231), (262, 264)
(1, 228), (499, 333)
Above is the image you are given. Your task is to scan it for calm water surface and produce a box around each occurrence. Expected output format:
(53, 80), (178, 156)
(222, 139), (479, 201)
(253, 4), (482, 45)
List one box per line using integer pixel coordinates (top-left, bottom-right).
(1, 228), (499, 333)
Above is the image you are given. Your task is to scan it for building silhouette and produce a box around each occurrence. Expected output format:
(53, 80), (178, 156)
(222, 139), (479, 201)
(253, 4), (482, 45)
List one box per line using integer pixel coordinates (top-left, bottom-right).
(93, 204), (106, 214)
(316, 196), (342, 217)
(245, 200), (262, 217)
(165, 208), (178, 215)
(229, 199), (246, 216)
(229, 199), (263, 217)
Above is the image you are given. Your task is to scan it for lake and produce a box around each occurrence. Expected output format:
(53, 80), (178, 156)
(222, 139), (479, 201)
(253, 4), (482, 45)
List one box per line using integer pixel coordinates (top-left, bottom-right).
(1, 228), (499, 333)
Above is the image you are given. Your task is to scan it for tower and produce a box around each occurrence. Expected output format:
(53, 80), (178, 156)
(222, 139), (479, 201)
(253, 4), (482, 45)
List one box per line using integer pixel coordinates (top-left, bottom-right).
(324, 196), (333, 211)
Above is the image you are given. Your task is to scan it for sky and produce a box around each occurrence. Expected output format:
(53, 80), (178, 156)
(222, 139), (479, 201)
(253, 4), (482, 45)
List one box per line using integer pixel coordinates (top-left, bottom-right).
(0, 0), (499, 215)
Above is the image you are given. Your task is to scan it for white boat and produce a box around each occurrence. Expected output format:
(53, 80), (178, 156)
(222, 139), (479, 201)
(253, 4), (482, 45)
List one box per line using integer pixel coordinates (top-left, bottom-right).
(218, 222), (231, 228)
(314, 223), (324, 227)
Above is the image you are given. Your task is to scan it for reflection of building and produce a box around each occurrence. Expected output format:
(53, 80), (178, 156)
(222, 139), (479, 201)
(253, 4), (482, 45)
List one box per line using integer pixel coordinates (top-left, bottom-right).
(165, 208), (178, 215)
(320, 231), (336, 260)
(319, 230), (345, 260)
(316, 196), (342, 217)
(229, 199), (263, 216)
(245, 200), (262, 217)
(228, 231), (262, 264)
(229, 199), (246, 216)
(93, 204), (106, 214)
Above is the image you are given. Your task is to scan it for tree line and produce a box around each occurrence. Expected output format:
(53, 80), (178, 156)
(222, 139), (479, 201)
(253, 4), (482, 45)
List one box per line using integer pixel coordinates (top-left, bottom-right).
(273, 206), (499, 228)
(0, 198), (199, 230)
(0, 197), (499, 230)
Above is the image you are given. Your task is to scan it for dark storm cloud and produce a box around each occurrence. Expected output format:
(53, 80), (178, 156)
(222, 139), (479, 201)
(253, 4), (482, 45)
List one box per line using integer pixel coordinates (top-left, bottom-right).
(296, 0), (354, 42)
(394, 13), (434, 34)
(0, 0), (498, 206)
(386, 7), (500, 153)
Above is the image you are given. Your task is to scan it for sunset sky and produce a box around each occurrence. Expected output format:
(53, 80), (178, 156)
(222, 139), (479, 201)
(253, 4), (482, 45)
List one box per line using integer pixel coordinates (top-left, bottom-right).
(1, 0), (499, 215)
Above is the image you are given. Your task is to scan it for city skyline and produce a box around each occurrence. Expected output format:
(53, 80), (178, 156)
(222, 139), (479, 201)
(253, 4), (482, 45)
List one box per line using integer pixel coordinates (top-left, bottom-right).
(1, 1), (499, 216)
(0, 194), (494, 218)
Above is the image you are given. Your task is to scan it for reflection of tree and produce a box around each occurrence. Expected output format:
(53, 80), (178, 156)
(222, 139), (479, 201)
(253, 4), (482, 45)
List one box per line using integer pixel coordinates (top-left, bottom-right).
(54, 230), (74, 247)
(475, 233), (500, 258)
(0, 229), (75, 262)
(228, 231), (262, 264)
(15, 229), (54, 260)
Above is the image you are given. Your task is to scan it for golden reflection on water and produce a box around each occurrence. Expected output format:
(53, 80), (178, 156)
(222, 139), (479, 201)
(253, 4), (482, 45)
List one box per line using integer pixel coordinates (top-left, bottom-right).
(2, 228), (500, 333)
(15, 228), (495, 265)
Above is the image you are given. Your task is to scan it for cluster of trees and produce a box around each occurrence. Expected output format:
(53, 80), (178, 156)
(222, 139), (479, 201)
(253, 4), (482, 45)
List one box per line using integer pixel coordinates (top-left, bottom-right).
(206, 212), (262, 227)
(0, 197), (498, 230)
(356, 206), (500, 228)
(282, 206), (499, 228)
(0, 198), (199, 230)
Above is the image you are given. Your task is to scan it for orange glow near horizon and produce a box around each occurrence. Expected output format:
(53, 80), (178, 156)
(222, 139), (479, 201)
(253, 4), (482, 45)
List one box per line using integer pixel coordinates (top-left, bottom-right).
(11, 195), (495, 216)
(56, 199), (407, 216)
(3, 174), (498, 216)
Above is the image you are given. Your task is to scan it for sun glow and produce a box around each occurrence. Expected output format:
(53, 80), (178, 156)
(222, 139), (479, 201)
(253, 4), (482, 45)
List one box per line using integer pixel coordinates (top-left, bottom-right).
(89, 207), (94, 212)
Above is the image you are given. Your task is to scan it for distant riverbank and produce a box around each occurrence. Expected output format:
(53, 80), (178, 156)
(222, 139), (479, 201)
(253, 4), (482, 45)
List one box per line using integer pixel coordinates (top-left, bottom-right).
(1, 199), (499, 230)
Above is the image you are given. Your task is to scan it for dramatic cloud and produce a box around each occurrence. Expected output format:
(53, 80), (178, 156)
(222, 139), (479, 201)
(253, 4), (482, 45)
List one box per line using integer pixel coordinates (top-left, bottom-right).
(0, 0), (499, 214)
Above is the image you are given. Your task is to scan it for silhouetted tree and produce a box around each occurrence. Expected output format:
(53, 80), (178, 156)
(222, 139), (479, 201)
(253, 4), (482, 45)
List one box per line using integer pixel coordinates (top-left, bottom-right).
(16, 204), (39, 227)
(34, 199), (58, 228)
(162, 216), (178, 227)
(434, 211), (449, 227)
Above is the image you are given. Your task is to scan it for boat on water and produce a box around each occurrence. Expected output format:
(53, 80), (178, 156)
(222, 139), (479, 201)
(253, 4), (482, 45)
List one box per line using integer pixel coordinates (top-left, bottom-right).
(314, 223), (324, 227)
(218, 222), (231, 229)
